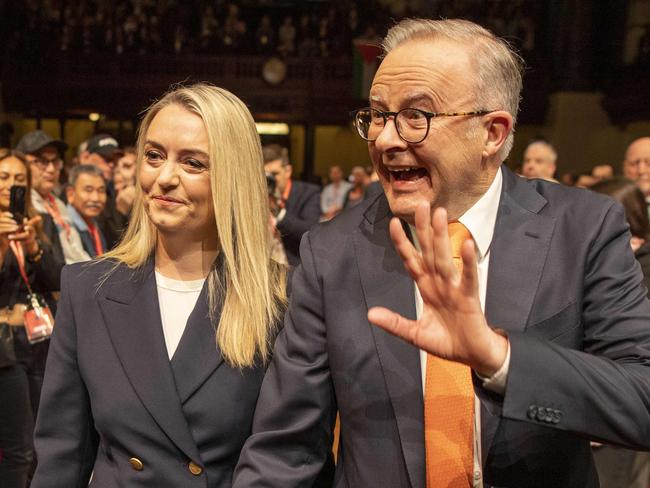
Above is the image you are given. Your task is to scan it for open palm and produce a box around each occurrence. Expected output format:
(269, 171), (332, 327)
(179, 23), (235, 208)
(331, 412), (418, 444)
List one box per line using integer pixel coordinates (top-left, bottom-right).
(368, 203), (507, 376)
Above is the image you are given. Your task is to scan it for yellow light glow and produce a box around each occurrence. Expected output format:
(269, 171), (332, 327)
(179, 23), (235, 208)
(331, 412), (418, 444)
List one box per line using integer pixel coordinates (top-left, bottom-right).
(255, 123), (289, 135)
(88, 113), (101, 122)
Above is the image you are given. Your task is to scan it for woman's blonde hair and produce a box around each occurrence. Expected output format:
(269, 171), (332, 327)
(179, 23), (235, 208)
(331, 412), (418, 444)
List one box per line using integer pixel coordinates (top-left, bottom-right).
(104, 83), (287, 368)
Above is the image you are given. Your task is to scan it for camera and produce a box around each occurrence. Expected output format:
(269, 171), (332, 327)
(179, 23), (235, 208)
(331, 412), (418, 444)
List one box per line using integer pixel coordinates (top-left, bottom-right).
(265, 172), (277, 197)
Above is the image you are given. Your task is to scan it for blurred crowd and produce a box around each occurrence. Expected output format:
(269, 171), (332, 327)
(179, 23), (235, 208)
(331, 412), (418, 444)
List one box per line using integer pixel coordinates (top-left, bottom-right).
(5, 0), (539, 59)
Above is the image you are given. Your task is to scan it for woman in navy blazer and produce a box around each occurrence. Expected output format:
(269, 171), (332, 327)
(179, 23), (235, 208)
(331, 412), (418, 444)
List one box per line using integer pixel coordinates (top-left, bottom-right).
(31, 84), (287, 487)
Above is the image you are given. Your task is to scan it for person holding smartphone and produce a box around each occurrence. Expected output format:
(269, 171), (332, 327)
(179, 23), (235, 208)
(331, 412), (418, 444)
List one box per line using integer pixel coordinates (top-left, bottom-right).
(0, 149), (64, 487)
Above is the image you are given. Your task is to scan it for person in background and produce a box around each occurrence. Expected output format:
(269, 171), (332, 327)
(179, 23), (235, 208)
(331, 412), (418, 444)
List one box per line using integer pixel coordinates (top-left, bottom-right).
(342, 165), (367, 209)
(82, 134), (127, 250)
(590, 177), (650, 488)
(522, 139), (558, 180)
(622, 137), (650, 218)
(591, 164), (614, 182)
(114, 146), (137, 219)
(263, 144), (320, 266)
(31, 83), (288, 488)
(0, 149), (63, 488)
(320, 165), (351, 221)
(66, 165), (107, 258)
(15, 130), (90, 264)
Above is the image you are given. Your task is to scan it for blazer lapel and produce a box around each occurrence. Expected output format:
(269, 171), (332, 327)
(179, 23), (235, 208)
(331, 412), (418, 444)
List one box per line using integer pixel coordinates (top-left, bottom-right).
(354, 196), (425, 488)
(481, 167), (556, 460)
(98, 259), (202, 462)
(170, 266), (225, 404)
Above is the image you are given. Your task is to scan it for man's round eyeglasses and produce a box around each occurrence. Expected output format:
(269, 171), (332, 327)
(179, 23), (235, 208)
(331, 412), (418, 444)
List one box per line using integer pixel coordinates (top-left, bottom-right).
(30, 156), (63, 170)
(350, 107), (494, 144)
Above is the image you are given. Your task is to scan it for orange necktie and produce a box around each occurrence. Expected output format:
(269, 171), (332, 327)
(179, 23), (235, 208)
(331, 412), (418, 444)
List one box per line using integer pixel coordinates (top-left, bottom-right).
(424, 221), (474, 488)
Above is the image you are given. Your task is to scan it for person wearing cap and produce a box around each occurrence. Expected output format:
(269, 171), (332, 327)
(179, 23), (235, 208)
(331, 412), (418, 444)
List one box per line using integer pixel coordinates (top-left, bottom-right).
(16, 130), (91, 264)
(82, 133), (121, 181)
(79, 134), (127, 249)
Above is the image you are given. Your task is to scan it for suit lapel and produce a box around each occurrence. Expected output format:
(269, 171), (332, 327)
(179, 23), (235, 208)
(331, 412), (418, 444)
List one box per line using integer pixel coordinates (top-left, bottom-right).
(354, 196), (425, 488)
(170, 264), (225, 404)
(98, 259), (201, 462)
(485, 169), (555, 334)
(481, 167), (556, 460)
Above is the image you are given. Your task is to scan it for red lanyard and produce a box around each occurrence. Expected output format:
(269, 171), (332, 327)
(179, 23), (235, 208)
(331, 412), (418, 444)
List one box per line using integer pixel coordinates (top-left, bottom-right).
(9, 241), (33, 294)
(43, 194), (71, 240)
(87, 222), (104, 256)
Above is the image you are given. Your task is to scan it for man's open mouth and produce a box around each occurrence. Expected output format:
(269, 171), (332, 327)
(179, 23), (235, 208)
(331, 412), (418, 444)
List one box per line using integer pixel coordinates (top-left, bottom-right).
(388, 167), (429, 182)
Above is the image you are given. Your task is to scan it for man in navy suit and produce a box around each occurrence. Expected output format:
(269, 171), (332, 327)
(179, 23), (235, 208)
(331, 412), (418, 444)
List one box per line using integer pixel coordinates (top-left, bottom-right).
(263, 144), (320, 266)
(235, 18), (650, 488)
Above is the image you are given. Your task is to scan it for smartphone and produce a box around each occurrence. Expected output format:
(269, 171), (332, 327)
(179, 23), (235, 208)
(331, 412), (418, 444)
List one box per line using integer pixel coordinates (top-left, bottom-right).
(9, 185), (27, 225)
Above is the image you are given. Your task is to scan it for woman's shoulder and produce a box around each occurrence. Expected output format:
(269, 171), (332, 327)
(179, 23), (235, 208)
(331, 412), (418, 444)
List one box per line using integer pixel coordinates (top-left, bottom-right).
(61, 258), (133, 290)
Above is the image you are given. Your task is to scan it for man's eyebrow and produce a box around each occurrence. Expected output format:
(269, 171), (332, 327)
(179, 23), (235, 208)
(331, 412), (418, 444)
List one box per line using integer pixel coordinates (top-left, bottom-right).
(402, 93), (434, 107)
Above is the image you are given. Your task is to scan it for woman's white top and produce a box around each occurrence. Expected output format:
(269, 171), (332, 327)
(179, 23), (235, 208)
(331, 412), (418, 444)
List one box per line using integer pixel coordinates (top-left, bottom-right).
(155, 271), (206, 359)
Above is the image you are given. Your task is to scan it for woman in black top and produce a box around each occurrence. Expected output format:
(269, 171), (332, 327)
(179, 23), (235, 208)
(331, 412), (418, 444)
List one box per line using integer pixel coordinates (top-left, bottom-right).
(0, 149), (64, 487)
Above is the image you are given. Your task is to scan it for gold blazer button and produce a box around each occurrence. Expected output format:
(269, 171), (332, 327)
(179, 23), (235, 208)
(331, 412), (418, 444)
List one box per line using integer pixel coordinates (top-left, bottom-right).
(188, 461), (203, 476)
(129, 457), (144, 471)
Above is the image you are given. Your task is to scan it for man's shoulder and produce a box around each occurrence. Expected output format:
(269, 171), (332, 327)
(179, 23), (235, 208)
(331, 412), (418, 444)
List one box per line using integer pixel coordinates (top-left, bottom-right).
(508, 172), (617, 218)
(293, 180), (321, 195)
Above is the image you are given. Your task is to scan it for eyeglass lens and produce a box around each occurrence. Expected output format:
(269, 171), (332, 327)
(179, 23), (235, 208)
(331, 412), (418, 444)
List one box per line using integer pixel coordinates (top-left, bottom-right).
(355, 108), (428, 143)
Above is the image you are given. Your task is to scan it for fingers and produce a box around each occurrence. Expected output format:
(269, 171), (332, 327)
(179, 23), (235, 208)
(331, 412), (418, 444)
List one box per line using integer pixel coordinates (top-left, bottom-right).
(430, 207), (456, 280)
(368, 307), (420, 346)
(25, 215), (42, 226)
(460, 238), (479, 295)
(414, 203), (435, 274)
(389, 217), (423, 277)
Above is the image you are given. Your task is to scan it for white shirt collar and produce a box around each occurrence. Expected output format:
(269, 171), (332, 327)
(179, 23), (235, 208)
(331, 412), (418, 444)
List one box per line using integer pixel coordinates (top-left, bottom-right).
(457, 166), (503, 260)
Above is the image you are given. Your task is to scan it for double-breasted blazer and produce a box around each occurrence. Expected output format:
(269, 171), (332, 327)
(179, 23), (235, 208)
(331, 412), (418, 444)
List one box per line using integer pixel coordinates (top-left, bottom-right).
(234, 166), (650, 488)
(32, 258), (266, 487)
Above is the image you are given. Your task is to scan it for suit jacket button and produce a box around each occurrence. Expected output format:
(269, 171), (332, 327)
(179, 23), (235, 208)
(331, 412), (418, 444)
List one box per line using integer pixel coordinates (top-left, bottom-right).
(527, 405), (537, 419)
(553, 409), (562, 424)
(188, 461), (203, 476)
(129, 457), (144, 471)
(536, 407), (547, 421)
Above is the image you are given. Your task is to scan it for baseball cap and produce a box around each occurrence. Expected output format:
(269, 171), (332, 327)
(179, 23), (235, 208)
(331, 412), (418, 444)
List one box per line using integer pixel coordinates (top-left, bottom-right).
(87, 134), (122, 160)
(16, 130), (68, 156)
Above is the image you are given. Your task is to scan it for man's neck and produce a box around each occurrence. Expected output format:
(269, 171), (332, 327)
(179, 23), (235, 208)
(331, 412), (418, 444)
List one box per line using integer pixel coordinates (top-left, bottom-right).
(82, 215), (96, 228)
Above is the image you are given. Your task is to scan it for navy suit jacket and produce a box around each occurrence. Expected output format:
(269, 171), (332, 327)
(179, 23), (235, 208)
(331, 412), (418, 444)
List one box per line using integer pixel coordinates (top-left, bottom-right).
(32, 258), (266, 487)
(234, 166), (650, 488)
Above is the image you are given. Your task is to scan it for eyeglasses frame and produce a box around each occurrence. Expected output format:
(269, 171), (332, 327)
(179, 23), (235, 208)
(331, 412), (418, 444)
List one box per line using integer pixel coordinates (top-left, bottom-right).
(350, 107), (496, 144)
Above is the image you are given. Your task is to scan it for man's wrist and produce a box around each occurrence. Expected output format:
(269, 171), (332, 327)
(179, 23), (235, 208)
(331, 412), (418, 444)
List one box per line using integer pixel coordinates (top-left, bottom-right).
(472, 329), (509, 378)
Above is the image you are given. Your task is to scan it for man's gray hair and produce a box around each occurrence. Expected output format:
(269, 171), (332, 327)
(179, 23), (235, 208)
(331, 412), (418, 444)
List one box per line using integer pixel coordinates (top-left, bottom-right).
(526, 140), (558, 163)
(68, 164), (105, 187)
(382, 18), (524, 160)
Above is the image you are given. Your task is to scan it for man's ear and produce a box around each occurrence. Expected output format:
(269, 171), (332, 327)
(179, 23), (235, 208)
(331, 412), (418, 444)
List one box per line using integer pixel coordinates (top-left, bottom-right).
(66, 185), (75, 205)
(482, 110), (513, 159)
